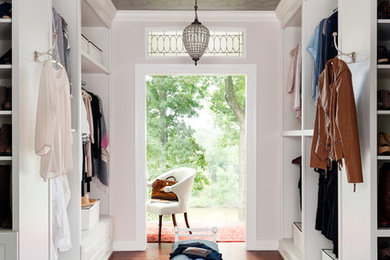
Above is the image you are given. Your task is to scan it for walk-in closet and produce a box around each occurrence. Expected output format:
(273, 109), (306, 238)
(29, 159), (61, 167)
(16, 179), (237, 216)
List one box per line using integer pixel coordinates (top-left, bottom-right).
(0, 0), (386, 259)
(278, 0), (372, 259)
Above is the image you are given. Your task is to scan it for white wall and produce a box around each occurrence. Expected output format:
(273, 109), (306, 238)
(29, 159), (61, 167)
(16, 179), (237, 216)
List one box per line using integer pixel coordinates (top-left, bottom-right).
(110, 15), (283, 247)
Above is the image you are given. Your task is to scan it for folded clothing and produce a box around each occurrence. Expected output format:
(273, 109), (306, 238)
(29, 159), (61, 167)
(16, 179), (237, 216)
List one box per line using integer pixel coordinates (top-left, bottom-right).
(170, 242), (222, 260)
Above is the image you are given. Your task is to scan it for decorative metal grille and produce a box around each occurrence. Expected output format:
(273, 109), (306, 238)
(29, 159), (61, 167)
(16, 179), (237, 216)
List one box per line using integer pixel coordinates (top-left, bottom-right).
(147, 30), (244, 57)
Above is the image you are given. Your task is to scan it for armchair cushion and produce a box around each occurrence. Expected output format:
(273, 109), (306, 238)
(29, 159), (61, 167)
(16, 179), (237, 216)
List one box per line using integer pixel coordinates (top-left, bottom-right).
(146, 200), (181, 215)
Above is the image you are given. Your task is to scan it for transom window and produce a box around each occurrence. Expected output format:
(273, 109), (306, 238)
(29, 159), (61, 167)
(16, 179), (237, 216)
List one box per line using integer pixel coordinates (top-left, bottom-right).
(147, 29), (245, 57)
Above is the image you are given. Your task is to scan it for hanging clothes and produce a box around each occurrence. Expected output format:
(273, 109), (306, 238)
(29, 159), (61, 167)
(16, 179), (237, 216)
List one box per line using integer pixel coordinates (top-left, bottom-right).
(51, 175), (72, 259)
(35, 61), (73, 180)
(287, 44), (302, 120)
(315, 162), (338, 257)
(292, 156), (302, 210)
(52, 8), (70, 78)
(310, 57), (363, 186)
(307, 11), (338, 103)
(324, 11), (338, 64)
(35, 61), (73, 259)
(88, 91), (110, 187)
(307, 18), (326, 103)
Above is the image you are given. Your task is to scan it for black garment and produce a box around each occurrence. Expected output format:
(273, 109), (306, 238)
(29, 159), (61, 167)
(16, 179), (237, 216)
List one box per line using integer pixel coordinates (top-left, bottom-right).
(89, 91), (102, 161)
(292, 156), (302, 210)
(170, 242), (222, 260)
(87, 90), (109, 186)
(81, 143), (91, 196)
(324, 11), (338, 65)
(315, 161), (338, 257)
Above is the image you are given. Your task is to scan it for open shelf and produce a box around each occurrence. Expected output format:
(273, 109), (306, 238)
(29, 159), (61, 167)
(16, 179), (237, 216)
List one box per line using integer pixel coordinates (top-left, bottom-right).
(282, 129), (313, 137)
(279, 238), (302, 260)
(0, 19), (11, 40)
(377, 228), (390, 237)
(378, 19), (390, 24)
(81, 51), (109, 74)
(0, 111), (11, 116)
(0, 64), (11, 78)
(378, 64), (390, 69)
(322, 249), (337, 260)
(282, 130), (302, 137)
(378, 110), (390, 115)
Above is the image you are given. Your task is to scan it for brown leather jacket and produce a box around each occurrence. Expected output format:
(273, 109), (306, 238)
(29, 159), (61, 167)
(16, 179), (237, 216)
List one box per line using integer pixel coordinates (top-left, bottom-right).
(310, 57), (363, 184)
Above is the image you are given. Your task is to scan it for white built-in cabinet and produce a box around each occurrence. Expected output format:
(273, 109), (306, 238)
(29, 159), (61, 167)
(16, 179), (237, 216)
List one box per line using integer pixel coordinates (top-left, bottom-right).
(277, 0), (373, 259)
(0, 0), (115, 259)
(51, 0), (115, 260)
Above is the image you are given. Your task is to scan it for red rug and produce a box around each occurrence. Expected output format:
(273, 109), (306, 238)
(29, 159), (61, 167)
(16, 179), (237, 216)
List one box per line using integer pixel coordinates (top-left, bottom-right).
(147, 223), (246, 243)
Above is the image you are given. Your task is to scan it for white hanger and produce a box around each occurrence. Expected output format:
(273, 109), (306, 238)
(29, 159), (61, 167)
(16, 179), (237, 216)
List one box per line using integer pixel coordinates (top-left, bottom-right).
(332, 32), (356, 63)
(33, 32), (64, 69)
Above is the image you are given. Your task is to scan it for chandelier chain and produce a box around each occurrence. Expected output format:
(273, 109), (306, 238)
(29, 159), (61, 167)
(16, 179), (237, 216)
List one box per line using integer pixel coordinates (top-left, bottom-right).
(194, 0), (199, 22)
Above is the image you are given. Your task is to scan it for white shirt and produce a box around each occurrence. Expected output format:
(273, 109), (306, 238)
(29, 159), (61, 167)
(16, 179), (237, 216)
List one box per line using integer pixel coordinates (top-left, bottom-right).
(35, 62), (73, 180)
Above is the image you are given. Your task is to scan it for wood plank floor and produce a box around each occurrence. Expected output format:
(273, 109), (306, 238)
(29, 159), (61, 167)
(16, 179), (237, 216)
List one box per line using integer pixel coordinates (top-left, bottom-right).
(109, 243), (283, 260)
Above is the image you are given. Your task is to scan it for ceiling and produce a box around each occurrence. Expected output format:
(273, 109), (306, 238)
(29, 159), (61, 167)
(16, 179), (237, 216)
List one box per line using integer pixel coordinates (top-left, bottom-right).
(112, 0), (280, 11)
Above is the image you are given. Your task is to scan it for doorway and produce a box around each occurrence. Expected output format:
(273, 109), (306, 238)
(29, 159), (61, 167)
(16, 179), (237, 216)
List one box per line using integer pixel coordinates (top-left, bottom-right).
(135, 64), (258, 250)
(145, 75), (247, 243)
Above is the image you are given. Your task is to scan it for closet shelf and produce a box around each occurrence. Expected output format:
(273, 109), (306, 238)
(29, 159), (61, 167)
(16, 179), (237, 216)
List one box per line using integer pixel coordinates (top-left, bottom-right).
(378, 19), (390, 24)
(377, 228), (390, 237)
(278, 238), (302, 260)
(378, 64), (390, 69)
(322, 249), (337, 260)
(0, 156), (12, 161)
(378, 155), (390, 161)
(282, 129), (313, 137)
(81, 51), (109, 75)
(0, 111), (11, 115)
(378, 110), (390, 115)
(0, 19), (11, 40)
(0, 65), (11, 78)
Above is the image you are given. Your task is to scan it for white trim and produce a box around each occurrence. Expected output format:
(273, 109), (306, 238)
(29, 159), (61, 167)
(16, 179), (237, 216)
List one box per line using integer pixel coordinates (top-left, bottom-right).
(275, 0), (302, 28)
(250, 240), (279, 250)
(135, 64), (257, 251)
(115, 10), (278, 23)
(84, 0), (117, 28)
(113, 241), (144, 251)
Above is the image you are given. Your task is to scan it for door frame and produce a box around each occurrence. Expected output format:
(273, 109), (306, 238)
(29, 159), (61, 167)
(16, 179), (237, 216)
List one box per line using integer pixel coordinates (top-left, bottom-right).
(135, 64), (257, 250)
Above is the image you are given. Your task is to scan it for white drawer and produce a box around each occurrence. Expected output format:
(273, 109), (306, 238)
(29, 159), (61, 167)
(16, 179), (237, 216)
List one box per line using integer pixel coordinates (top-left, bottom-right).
(81, 216), (112, 260)
(81, 200), (100, 231)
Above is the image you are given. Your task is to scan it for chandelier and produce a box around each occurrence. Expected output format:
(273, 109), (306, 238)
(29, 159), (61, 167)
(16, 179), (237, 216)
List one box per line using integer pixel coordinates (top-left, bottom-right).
(182, 0), (210, 65)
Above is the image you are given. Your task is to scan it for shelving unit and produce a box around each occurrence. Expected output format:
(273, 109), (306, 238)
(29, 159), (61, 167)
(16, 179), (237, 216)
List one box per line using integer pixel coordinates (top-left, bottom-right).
(81, 51), (109, 74)
(278, 0), (339, 259)
(0, 1), (16, 259)
(374, 1), (390, 259)
(51, 0), (115, 259)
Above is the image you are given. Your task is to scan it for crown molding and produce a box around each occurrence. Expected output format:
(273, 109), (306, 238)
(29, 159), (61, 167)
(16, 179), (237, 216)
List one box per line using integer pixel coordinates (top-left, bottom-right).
(84, 0), (117, 28)
(275, 0), (302, 28)
(114, 10), (279, 23)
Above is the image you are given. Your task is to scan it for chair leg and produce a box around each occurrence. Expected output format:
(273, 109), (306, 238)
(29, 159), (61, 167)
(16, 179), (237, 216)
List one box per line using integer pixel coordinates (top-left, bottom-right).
(158, 215), (163, 243)
(172, 214), (177, 227)
(184, 212), (192, 234)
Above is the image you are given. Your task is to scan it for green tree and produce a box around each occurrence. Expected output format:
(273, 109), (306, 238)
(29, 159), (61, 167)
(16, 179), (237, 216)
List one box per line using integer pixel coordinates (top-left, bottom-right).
(146, 76), (209, 194)
(205, 76), (246, 219)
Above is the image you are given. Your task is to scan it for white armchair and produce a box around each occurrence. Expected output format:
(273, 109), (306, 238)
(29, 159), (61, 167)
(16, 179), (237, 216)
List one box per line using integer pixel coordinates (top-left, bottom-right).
(146, 167), (196, 243)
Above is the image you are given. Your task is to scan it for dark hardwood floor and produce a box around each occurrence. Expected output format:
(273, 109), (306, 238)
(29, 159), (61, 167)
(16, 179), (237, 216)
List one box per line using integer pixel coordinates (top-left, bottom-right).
(109, 243), (284, 260)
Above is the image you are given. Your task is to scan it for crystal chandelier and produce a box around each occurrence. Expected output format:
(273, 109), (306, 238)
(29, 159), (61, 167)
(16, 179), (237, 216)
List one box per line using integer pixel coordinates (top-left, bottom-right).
(182, 0), (210, 66)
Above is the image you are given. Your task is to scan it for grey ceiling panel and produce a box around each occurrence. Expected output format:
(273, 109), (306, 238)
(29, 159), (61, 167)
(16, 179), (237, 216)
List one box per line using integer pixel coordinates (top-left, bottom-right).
(112, 0), (280, 11)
